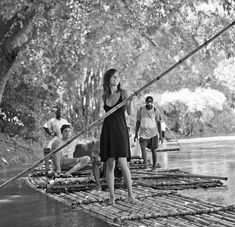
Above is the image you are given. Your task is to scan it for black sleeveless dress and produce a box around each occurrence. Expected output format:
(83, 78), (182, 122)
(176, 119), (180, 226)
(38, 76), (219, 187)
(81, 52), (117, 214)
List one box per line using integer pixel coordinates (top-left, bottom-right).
(100, 93), (131, 162)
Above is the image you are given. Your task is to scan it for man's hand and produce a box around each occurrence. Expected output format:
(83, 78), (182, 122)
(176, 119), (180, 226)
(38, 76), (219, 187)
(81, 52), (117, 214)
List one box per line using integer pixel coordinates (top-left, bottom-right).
(54, 170), (61, 178)
(134, 134), (138, 142)
(44, 127), (54, 137)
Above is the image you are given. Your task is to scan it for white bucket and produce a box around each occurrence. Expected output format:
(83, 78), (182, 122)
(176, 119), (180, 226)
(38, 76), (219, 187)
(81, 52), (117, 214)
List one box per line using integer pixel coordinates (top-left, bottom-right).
(157, 151), (168, 169)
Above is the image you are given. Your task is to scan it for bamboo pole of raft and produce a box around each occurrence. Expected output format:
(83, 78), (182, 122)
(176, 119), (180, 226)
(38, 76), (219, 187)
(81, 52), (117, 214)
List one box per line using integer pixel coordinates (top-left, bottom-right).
(158, 173), (228, 180)
(131, 172), (228, 180)
(0, 20), (235, 190)
(113, 205), (235, 223)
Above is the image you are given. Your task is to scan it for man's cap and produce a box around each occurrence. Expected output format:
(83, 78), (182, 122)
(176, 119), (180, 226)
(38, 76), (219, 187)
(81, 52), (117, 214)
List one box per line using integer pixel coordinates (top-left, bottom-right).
(61, 124), (71, 133)
(145, 96), (153, 102)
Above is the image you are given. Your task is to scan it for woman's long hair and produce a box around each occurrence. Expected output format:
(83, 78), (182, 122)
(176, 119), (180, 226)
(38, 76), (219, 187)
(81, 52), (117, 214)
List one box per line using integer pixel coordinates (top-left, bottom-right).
(102, 68), (121, 99)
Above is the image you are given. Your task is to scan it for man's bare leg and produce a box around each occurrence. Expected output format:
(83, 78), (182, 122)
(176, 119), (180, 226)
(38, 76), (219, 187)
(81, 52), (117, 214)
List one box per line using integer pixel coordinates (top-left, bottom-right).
(52, 150), (61, 174)
(140, 141), (148, 169)
(64, 156), (90, 176)
(151, 149), (157, 170)
(92, 158), (102, 190)
(44, 148), (50, 174)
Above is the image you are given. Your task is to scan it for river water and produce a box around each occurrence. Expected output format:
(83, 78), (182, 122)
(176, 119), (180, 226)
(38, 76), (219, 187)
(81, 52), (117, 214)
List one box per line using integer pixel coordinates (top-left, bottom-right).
(0, 169), (110, 227)
(158, 135), (235, 206)
(0, 136), (235, 227)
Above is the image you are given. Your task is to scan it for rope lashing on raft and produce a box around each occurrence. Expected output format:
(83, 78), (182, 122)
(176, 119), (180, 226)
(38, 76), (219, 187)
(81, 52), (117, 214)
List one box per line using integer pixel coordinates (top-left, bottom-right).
(0, 20), (234, 190)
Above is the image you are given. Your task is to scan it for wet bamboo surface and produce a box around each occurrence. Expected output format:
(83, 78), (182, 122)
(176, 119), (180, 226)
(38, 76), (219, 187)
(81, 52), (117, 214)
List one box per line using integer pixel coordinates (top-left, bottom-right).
(26, 176), (235, 227)
(29, 167), (226, 193)
(130, 168), (226, 190)
(24, 162), (235, 227)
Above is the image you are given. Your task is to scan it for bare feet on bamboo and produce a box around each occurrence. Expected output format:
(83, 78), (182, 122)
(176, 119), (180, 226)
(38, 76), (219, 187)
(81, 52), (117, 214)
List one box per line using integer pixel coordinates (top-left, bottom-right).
(150, 163), (161, 172)
(95, 184), (102, 191)
(149, 167), (156, 172)
(126, 196), (135, 204)
(108, 196), (115, 205)
(143, 164), (148, 169)
(108, 198), (115, 205)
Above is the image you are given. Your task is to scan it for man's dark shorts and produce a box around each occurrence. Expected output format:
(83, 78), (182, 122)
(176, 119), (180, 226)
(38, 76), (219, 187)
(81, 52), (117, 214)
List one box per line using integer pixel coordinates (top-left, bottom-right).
(139, 135), (159, 150)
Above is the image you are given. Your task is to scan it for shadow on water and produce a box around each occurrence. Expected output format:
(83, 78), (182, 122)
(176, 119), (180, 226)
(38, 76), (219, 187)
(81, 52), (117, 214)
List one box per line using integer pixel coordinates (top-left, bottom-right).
(0, 165), (111, 227)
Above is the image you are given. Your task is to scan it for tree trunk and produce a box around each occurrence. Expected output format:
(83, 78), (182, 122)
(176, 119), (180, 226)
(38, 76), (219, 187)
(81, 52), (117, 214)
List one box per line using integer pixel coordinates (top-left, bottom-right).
(0, 5), (36, 106)
(0, 50), (12, 104)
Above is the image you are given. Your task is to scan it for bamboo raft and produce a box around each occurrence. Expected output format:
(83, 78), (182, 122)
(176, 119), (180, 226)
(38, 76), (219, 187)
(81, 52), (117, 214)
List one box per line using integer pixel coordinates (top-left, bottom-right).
(24, 160), (235, 227)
(26, 175), (235, 227)
(31, 159), (227, 192)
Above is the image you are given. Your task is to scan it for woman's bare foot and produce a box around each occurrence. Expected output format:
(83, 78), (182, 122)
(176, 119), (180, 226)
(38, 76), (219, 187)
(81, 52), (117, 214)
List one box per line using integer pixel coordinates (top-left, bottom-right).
(108, 196), (115, 205)
(144, 164), (148, 169)
(126, 196), (135, 204)
(149, 167), (156, 172)
(95, 184), (102, 191)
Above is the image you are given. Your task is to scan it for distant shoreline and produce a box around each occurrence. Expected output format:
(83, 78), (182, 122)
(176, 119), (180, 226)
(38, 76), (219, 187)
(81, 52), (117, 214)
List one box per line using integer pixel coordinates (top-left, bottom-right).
(178, 135), (235, 143)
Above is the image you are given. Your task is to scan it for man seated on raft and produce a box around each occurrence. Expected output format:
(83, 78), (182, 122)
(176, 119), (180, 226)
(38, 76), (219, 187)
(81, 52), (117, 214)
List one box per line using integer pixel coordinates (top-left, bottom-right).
(51, 124), (90, 177)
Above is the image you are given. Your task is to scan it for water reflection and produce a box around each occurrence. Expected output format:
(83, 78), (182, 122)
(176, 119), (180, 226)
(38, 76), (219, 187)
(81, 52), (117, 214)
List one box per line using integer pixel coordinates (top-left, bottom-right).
(0, 199), (12, 203)
(167, 136), (235, 206)
(0, 166), (111, 227)
(0, 136), (235, 226)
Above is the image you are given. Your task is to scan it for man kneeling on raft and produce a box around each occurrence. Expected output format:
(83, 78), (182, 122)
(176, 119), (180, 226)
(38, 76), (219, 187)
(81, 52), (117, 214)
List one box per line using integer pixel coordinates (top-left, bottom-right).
(51, 124), (90, 177)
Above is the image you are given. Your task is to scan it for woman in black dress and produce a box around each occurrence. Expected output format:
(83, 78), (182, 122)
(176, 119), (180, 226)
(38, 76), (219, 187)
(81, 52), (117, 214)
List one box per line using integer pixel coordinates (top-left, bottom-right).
(100, 68), (135, 205)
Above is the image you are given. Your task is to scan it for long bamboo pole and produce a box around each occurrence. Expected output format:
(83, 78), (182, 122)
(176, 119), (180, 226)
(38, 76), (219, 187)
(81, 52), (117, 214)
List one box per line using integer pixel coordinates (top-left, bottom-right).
(0, 20), (234, 190)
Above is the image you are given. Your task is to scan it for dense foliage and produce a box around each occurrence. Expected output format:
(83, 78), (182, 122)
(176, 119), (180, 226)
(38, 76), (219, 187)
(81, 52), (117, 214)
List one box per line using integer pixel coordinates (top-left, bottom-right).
(0, 0), (235, 141)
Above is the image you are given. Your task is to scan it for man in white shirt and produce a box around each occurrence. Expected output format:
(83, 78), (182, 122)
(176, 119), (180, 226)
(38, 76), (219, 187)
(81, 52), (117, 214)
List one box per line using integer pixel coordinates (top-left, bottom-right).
(51, 124), (90, 177)
(43, 108), (70, 174)
(43, 108), (70, 140)
(134, 96), (162, 171)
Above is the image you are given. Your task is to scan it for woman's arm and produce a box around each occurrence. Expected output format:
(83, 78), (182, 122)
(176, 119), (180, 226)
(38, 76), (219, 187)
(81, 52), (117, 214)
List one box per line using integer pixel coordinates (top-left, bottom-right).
(122, 89), (133, 116)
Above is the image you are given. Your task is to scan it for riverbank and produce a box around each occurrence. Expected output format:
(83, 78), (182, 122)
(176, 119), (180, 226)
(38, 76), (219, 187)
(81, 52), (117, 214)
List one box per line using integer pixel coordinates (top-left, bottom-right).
(0, 133), (43, 169)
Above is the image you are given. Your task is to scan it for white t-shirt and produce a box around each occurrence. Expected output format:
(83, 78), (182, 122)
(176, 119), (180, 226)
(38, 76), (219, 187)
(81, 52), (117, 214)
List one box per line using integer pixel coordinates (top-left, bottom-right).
(44, 118), (70, 138)
(136, 106), (161, 139)
(52, 137), (80, 159)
